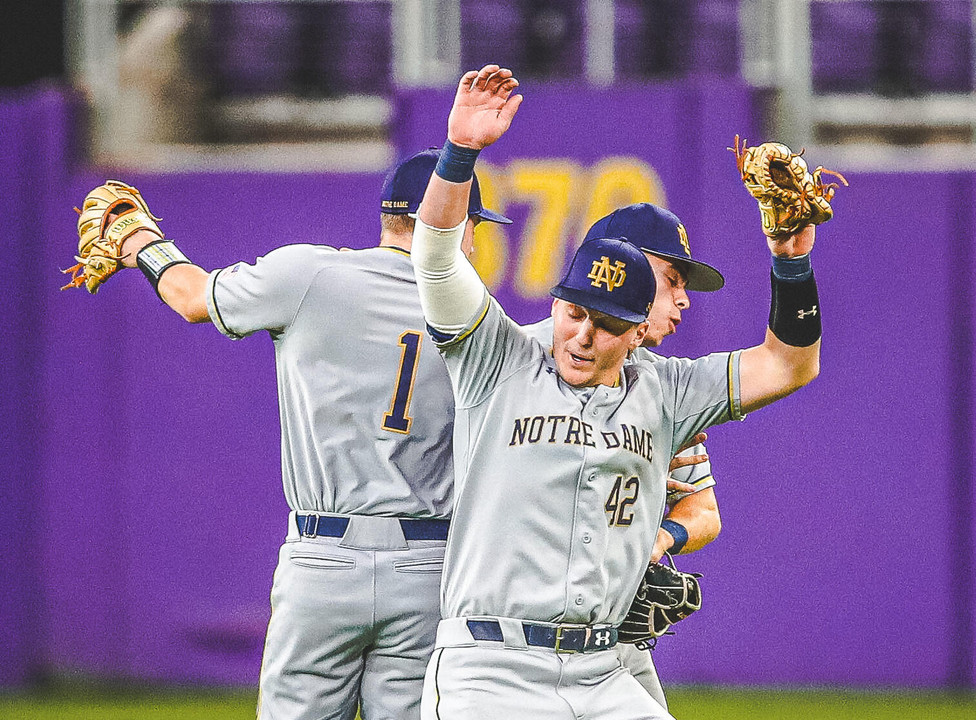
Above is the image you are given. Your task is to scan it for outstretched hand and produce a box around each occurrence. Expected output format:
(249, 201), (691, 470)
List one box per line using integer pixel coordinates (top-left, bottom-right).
(448, 64), (523, 151)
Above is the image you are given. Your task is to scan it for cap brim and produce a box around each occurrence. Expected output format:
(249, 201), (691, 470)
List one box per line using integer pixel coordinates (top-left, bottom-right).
(645, 251), (725, 292)
(474, 207), (513, 224)
(549, 285), (647, 324)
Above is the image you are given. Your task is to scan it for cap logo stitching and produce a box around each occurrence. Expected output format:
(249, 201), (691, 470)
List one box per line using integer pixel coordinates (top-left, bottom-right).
(677, 224), (691, 257)
(587, 256), (627, 292)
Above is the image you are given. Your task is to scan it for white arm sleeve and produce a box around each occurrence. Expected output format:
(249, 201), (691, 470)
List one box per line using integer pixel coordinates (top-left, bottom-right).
(411, 216), (488, 335)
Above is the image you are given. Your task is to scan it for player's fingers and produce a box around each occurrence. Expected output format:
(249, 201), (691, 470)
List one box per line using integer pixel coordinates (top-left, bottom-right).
(666, 478), (696, 494)
(668, 453), (708, 472)
(457, 70), (480, 93)
(676, 431), (707, 454)
(497, 93), (523, 126)
(495, 77), (520, 101)
(473, 64), (501, 90)
(485, 67), (514, 94)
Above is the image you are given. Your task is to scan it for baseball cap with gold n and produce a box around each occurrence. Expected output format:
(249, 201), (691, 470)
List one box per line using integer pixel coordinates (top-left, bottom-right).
(550, 238), (657, 324)
(584, 203), (725, 291)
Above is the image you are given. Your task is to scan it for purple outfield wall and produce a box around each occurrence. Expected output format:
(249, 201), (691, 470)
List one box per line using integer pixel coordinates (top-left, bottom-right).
(1, 80), (973, 689)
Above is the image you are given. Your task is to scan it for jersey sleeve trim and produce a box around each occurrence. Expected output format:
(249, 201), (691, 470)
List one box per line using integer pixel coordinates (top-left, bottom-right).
(666, 475), (716, 507)
(727, 351), (745, 421)
(206, 268), (243, 340)
(429, 295), (491, 348)
(690, 474), (715, 490)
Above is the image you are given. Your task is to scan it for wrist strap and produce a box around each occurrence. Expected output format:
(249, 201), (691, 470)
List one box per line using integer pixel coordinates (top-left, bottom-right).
(769, 261), (821, 347)
(136, 239), (191, 298)
(660, 519), (689, 554)
(771, 253), (812, 282)
(435, 140), (480, 183)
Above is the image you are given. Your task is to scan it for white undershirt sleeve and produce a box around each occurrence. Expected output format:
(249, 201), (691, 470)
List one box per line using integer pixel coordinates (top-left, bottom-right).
(411, 216), (488, 335)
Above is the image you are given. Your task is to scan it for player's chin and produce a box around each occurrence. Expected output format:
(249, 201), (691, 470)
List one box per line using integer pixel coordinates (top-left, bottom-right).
(555, 357), (595, 387)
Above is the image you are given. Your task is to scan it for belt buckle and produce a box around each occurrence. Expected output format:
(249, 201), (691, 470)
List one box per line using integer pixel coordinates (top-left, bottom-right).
(554, 626), (576, 654)
(301, 514), (320, 538)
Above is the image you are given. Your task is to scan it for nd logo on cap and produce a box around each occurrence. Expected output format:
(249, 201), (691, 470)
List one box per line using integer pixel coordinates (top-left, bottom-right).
(550, 238), (656, 324)
(587, 257), (627, 292)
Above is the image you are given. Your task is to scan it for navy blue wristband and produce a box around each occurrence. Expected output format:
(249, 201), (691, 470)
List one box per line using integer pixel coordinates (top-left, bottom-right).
(435, 140), (480, 183)
(771, 253), (812, 282)
(660, 519), (689, 554)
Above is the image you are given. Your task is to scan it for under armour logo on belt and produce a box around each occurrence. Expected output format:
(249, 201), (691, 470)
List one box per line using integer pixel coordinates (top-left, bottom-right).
(797, 305), (818, 319)
(591, 629), (613, 647)
(588, 256), (627, 291)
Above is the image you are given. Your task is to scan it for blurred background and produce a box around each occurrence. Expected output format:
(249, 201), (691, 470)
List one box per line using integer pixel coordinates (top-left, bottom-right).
(3, 1), (976, 717)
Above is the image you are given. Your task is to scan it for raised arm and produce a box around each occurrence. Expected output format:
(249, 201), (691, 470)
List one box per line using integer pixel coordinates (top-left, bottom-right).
(417, 65), (521, 230)
(412, 65), (522, 333)
(738, 223), (821, 413)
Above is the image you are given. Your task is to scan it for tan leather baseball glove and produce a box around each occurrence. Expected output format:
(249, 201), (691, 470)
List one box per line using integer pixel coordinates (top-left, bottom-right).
(730, 135), (847, 238)
(61, 180), (164, 293)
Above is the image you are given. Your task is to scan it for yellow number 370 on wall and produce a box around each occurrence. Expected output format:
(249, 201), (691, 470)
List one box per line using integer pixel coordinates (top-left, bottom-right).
(471, 157), (665, 298)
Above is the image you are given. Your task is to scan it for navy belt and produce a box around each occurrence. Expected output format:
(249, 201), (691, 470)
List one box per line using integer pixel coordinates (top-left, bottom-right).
(296, 515), (449, 541)
(466, 619), (618, 653)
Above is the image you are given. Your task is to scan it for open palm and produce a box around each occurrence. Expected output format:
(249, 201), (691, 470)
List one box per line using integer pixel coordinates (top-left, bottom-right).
(448, 64), (523, 150)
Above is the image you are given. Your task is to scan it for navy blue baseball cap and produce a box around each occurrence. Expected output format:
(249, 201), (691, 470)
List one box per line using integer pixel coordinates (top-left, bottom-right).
(550, 238), (657, 324)
(380, 148), (512, 224)
(583, 203), (724, 292)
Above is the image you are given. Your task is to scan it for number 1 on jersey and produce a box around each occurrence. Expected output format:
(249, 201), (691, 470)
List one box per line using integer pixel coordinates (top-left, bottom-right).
(382, 331), (423, 433)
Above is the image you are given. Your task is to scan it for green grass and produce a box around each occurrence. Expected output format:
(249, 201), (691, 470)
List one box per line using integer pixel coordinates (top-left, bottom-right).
(0, 686), (257, 720)
(667, 687), (976, 720)
(2, 685), (975, 719)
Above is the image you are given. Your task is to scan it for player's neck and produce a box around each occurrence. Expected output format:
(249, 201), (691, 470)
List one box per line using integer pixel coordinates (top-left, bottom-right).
(379, 230), (412, 253)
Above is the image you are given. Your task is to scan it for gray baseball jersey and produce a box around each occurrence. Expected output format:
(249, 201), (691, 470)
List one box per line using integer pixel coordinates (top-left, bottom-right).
(206, 243), (458, 720)
(207, 244), (454, 518)
(522, 318), (716, 498)
(436, 298), (743, 626)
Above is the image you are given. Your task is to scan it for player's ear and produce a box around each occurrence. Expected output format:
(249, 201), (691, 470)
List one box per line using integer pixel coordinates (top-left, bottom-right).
(631, 321), (649, 349)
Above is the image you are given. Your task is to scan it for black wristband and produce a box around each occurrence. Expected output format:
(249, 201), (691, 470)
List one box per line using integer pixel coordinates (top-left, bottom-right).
(136, 239), (191, 298)
(435, 140), (480, 183)
(660, 519), (689, 554)
(769, 269), (821, 347)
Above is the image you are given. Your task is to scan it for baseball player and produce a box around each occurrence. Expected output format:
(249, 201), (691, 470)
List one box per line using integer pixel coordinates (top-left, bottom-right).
(410, 64), (822, 719)
(522, 201), (727, 710)
(105, 149), (511, 720)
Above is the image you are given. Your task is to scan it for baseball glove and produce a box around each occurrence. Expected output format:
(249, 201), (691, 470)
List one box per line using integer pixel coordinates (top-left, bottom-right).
(618, 556), (703, 646)
(61, 180), (164, 293)
(730, 135), (847, 238)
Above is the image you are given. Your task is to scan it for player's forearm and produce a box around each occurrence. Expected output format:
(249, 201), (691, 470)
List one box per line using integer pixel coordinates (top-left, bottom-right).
(121, 229), (210, 324)
(739, 331), (820, 412)
(652, 489), (721, 561)
(411, 217), (487, 333)
(157, 264), (211, 323)
(665, 489), (721, 553)
(418, 172), (473, 231)
(738, 240), (822, 413)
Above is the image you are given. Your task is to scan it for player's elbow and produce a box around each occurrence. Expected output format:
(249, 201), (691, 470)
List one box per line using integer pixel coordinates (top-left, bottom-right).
(791, 351), (820, 391)
(179, 303), (211, 324)
(789, 355), (820, 393)
(164, 288), (211, 323)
